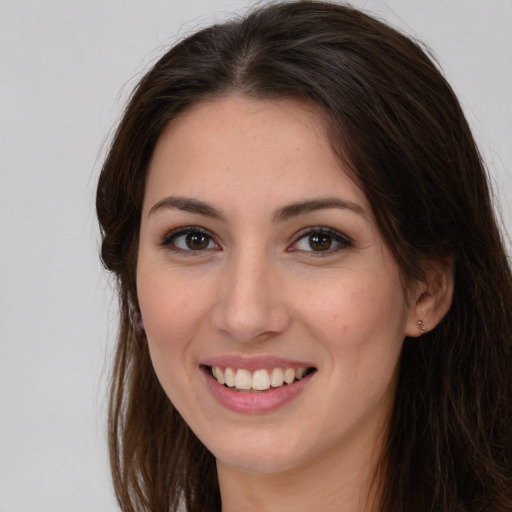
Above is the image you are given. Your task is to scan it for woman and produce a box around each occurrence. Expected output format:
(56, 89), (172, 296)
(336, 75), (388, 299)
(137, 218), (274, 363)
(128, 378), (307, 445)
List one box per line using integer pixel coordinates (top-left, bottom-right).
(96, 2), (512, 511)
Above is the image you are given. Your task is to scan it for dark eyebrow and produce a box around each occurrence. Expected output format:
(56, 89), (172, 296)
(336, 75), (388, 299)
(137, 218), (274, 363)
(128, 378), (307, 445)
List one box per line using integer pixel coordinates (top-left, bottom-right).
(273, 198), (367, 222)
(148, 196), (225, 220)
(148, 196), (366, 222)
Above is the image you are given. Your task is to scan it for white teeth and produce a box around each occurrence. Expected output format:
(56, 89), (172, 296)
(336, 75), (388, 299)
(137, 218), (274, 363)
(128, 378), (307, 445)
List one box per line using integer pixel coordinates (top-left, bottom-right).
(224, 367), (235, 387)
(270, 367), (284, 387)
(216, 366), (225, 385)
(284, 368), (296, 384)
(252, 369), (271, 391)
(211, 365), (311, 391)
(295, 367), (306, 379)
(234, 369), (252, 390)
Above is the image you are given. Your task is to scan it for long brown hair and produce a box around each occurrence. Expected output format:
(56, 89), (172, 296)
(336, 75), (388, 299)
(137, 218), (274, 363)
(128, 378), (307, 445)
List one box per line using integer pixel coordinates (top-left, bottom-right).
(96, 2), (512, 510)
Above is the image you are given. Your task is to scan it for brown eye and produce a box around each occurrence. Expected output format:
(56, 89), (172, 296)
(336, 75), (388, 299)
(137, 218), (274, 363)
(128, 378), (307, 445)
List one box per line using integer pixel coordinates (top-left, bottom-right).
(186, 232), (210, 250)
(290, 226), (352, 255)
(308, 233), (332, 251)
(161, 227), (218, 252)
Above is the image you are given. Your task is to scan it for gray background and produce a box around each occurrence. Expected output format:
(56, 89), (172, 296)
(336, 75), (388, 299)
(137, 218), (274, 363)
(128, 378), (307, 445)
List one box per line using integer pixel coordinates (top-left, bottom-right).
(1, 0), (511, 510)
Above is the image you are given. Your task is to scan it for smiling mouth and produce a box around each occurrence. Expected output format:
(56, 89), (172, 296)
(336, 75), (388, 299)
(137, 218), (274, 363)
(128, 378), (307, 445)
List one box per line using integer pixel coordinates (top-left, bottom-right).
(205, 365), (317, 393)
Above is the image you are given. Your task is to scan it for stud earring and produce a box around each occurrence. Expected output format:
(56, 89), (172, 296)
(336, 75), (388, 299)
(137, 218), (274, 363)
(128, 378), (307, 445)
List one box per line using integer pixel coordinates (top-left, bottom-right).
(417, 319), (427, 335)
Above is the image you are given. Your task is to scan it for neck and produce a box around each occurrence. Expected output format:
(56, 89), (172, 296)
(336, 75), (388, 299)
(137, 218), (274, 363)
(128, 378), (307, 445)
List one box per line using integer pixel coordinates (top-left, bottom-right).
(217, 427), (385, 512)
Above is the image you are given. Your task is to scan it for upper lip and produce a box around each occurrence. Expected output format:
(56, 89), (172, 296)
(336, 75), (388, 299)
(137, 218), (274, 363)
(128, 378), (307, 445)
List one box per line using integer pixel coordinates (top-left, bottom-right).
(201, 355), (316, 371)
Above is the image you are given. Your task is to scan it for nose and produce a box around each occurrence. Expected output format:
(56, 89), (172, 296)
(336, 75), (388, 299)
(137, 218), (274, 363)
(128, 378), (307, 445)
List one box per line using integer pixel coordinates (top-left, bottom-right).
(211, 248), (291, 343)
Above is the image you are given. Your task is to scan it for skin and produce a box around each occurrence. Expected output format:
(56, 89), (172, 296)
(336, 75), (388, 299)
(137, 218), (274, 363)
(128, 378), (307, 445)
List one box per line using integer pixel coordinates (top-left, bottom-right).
(136, 96), (449, 511)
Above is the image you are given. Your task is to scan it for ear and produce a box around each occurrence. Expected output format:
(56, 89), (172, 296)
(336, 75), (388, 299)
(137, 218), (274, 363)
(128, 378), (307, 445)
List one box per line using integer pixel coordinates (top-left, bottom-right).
(405, 257), (454, 337)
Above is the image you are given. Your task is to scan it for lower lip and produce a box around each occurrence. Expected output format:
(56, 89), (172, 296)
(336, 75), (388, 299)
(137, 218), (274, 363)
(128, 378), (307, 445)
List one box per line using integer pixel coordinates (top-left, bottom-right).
(202, 368), (314, 414)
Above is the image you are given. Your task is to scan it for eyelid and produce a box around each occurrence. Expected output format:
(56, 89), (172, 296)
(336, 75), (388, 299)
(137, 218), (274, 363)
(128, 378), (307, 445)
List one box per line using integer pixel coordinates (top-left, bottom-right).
(288, 226), (353, 254)
(158, 224), (351, 255)
(159, 225), (220, 252)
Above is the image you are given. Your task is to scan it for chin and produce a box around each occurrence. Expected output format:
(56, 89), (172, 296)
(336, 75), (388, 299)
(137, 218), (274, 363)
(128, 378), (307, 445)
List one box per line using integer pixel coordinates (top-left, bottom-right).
(216, 450), (301, 475)
(207, 430), (308, 475)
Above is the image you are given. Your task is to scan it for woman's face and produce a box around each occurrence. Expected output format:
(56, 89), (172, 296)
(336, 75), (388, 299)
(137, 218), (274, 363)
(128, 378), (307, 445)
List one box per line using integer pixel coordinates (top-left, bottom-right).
(137, 96), (418, 475)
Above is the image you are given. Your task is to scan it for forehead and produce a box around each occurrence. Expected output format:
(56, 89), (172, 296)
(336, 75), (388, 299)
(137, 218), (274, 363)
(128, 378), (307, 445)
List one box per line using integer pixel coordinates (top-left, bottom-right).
(143, 95), (369, 215)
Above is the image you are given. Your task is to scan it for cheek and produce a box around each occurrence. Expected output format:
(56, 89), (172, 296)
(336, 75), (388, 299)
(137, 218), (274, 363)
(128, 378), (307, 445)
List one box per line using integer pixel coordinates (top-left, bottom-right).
(137, 271), (210, 410)
(298, 269), (406, 332)
(294, 268), (408, 382)
(136, 272), (201, 393)
(138, 267), (209, 341)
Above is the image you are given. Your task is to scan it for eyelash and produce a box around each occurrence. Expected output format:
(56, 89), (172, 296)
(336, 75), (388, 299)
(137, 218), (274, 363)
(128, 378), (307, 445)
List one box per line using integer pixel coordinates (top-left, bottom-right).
(289, 226), (353, 255)
(159, 226), (219, 254)
(159, 225), (352, 255)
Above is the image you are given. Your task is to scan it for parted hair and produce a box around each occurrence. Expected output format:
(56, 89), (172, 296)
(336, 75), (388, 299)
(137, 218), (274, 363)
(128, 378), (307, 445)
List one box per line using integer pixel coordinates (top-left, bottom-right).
(96, 2), (512, 511)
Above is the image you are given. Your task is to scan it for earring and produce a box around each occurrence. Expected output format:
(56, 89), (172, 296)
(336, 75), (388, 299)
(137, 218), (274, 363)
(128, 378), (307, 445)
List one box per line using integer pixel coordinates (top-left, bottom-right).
(417, 319), (427, 335)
